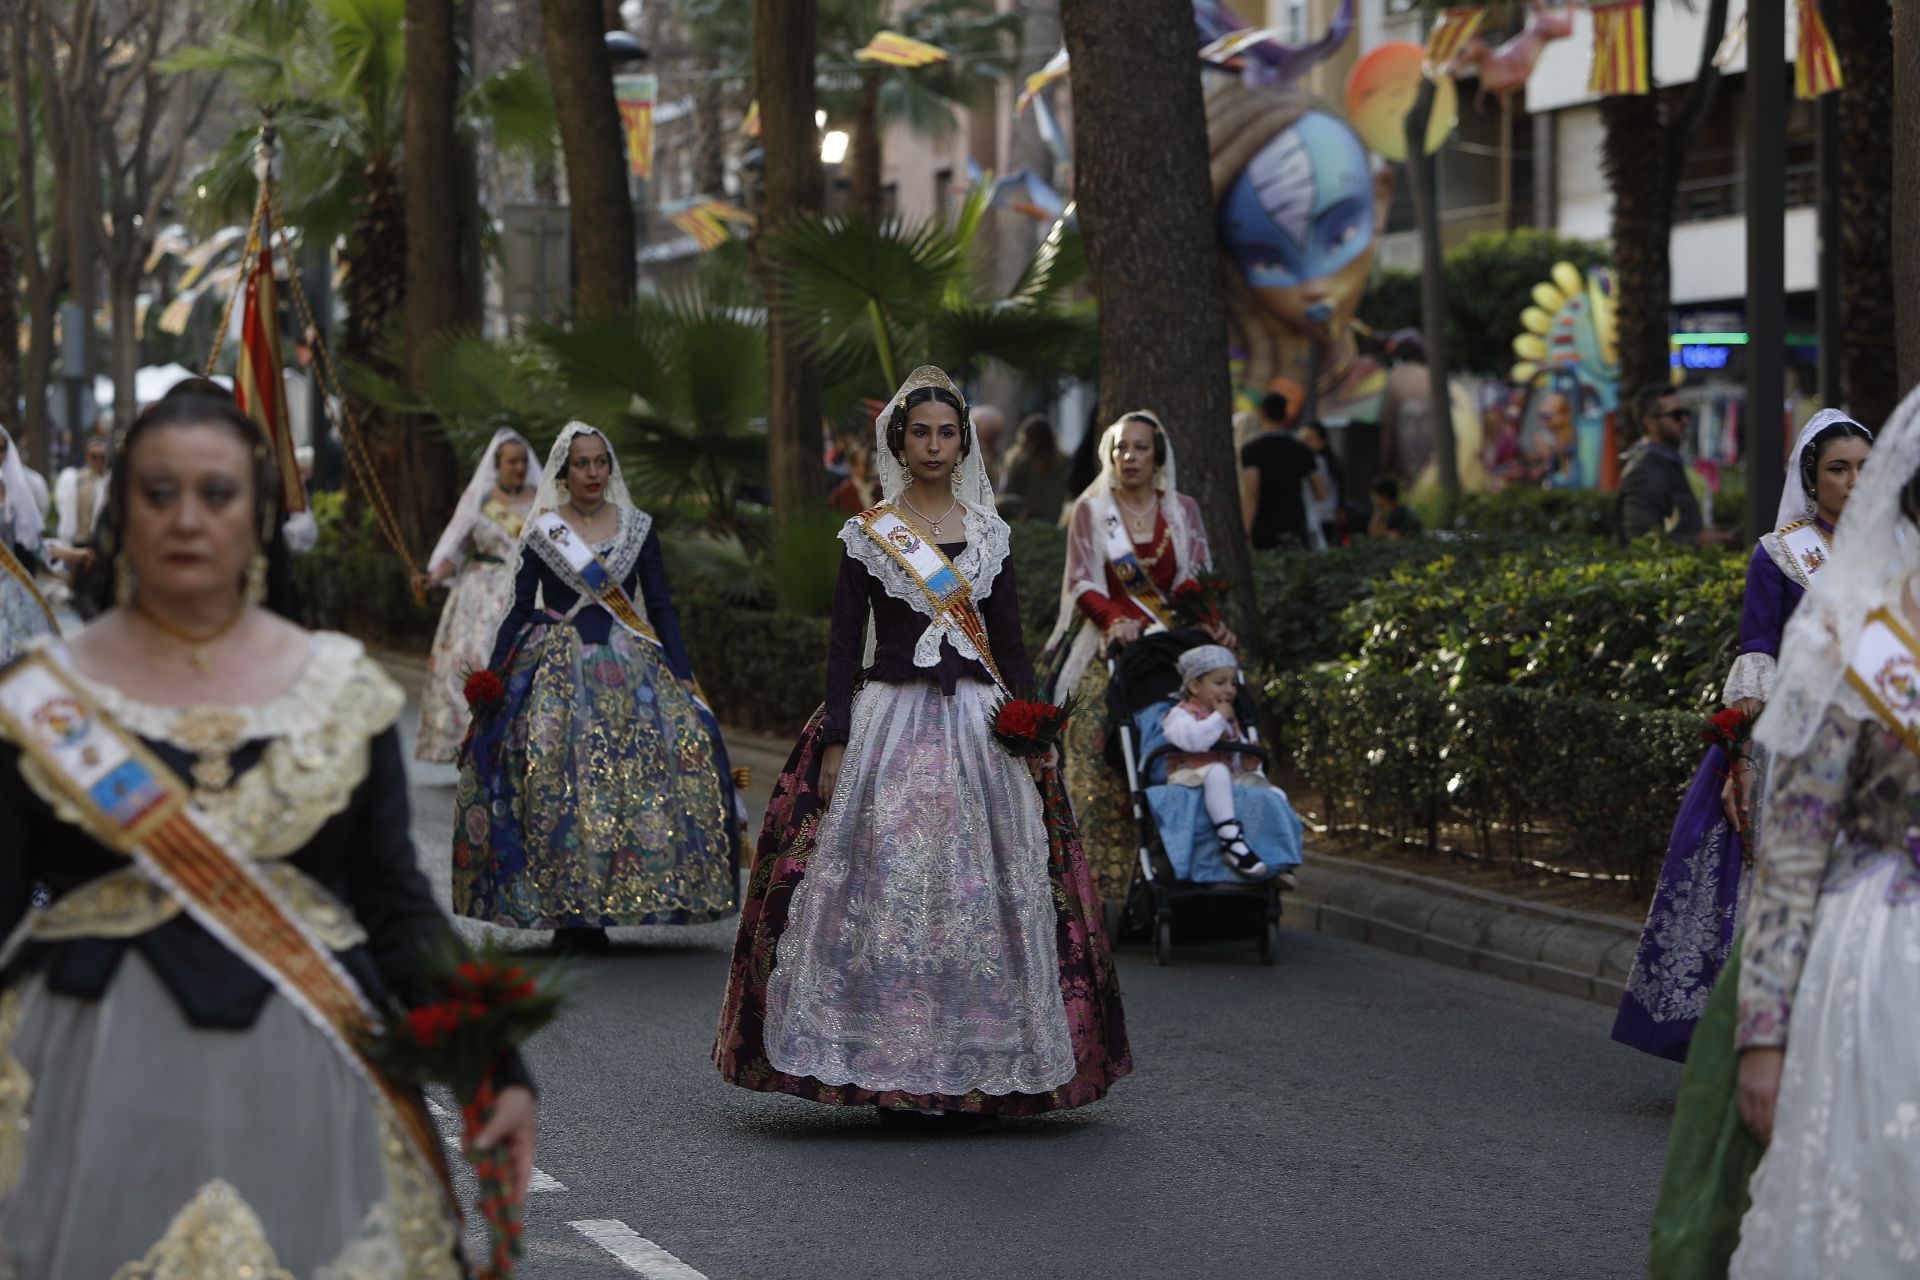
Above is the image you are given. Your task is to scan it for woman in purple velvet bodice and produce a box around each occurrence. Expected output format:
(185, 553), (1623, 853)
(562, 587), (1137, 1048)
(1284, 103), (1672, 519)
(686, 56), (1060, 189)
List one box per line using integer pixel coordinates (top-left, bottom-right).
(714, 366), (1130, 1118)
(1614, 410), (1873, 1062)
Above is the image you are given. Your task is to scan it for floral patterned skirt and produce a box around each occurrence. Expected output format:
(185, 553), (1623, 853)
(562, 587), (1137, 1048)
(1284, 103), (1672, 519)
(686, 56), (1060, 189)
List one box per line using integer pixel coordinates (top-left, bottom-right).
(416, 559), (515, 763)
(452, 619), (736, 929)
(0, 549), (56, 667)
(713, 683), (1131, 1114)
(1061, 660), (1135, 909)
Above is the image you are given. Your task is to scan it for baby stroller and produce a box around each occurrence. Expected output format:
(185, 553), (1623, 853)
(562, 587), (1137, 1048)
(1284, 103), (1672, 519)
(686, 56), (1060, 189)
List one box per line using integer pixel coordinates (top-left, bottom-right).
(1105, 628), (1305, 966)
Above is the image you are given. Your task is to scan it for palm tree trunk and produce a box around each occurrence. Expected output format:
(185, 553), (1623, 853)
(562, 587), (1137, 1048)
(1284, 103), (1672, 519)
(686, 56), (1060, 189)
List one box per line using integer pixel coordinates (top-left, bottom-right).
(1900, 3), (1920, 393)
(0, 220), (17, 437)
(1599, 90), (1670, 418)
(544, 0), (635, 318)
(1058, 0), (1258, 658)
(1405, 79), (1460, 505)
(849, 71), (884, 217)
(1831, 0), (1895, 426)
(340, 155), (408, 554)
(754, 0), (826, 525)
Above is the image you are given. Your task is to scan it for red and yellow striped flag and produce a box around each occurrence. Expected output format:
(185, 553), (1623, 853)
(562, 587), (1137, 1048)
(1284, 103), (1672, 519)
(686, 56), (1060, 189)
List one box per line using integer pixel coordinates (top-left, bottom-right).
(614, 74), (656, 179)
(1589, 1), (1650, 96)
(668, 200), (755, 253)
(855, 30), (948, 68)
(1423, 7), (1486, 78)
(233, 240), (305, 517)
(1794, 0), (1843, 98)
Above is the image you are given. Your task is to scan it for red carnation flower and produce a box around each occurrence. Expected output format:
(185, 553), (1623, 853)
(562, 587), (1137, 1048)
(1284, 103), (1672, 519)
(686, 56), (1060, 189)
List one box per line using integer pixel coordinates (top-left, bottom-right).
(464, 670), (506, 709)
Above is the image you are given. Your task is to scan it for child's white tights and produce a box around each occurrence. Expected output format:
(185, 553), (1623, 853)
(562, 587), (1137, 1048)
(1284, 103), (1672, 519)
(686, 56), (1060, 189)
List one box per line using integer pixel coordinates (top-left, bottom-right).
(1196, 761), (1236, 826)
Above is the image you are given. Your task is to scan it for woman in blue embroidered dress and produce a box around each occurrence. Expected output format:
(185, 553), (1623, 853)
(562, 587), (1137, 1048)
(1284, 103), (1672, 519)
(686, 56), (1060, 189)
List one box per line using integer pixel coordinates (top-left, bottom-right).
(1720, 390), (1920, 1276)
(1614, 410), (1871, 1062)
(452, 423), (736, 948)
(714, 367), (1129, 1117)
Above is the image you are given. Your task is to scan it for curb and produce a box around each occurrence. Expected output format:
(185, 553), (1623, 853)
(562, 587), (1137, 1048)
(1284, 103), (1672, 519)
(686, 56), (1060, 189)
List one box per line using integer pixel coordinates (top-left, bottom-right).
(1287, 850), (1639, 1007)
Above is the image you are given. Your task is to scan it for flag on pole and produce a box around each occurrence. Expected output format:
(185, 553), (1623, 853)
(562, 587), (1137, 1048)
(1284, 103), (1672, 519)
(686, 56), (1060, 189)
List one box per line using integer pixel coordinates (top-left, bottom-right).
(741, 99), (762, 138)
(1422, 7), (1486, 78)
(1794, 0), (1843, 98)
(667, 199), (755, 252)
(1016, 48), (1070, 114)
(614, 73), (657, 180)
(1589, 1), (1651, 95)
(855, 30), (949, 67)
(232, 238), (305, 516)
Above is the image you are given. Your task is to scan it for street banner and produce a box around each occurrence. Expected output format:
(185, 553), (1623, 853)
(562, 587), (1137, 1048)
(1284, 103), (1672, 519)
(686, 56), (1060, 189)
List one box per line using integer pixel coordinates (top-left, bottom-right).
(1423, 7), (1486, 78)
(1589, 1), (1650, 96)
(855, 30), (948, 67)
(1016, 48), (1070, 114)
(233, 240), (306, 516)
(1794, 0), (1843, 98)
(615, 73), (657, 180)
(666, 198), (754, 252)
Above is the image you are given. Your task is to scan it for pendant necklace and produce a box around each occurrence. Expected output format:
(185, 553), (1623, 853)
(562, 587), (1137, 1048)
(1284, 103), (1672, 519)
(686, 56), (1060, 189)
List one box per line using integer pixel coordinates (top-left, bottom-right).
(568, 499), (611, 538)
(1116, 488), (1157, 536)
(134, 602), (245, 677)
(900, 490), (960, 539)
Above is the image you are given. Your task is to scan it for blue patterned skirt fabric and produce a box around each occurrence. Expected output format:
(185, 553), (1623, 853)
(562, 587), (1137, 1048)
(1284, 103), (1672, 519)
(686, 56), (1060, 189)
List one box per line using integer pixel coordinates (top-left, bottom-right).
(1145, 783), (1305, 883)
(452, 619), (737, 929)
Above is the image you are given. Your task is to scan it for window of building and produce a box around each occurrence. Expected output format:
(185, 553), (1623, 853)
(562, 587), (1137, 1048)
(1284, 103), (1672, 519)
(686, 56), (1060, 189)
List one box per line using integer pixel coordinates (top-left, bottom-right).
(1279, 0), (1308, 44)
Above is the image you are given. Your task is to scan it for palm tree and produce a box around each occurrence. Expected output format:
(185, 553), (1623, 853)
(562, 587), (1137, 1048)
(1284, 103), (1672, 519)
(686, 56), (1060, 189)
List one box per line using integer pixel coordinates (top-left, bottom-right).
(1829, 0), (1894, 427)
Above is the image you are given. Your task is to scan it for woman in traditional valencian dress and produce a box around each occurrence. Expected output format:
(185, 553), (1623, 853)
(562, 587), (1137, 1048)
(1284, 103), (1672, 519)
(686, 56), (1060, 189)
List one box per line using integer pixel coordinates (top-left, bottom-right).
(0, 393), (536, 1278)
(1713, 389), (1920, 1276)
(1616, 410), (1873, 1062)
(0, 425), (59, 663)
(454, 422), (736, 948)
(412, 429), (540, 762)
(714, 366), (1130, 1119)
(1039, 412), (1230, 915)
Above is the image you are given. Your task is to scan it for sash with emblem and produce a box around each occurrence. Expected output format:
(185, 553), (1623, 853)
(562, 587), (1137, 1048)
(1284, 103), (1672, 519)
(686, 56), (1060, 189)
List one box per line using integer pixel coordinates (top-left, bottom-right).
(855, 505), (1008, 690)
(1099, 495), (1176, 630)
(0, 652), (456, 1210)
(532, 510), (712, 713)
(1764, 518), (1834, 590)
(1846, 606), (1920, 757)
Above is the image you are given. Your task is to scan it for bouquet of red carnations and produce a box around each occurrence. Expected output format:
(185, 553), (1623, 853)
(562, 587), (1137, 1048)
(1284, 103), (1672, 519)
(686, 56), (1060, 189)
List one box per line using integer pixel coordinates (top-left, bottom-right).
(989, 690), (1081, 760)
(463, 668), (508, 719)
(1171, 569), (1233, 631)
(360, 942), (569, 1279)
(1702, 706), (1754, 755)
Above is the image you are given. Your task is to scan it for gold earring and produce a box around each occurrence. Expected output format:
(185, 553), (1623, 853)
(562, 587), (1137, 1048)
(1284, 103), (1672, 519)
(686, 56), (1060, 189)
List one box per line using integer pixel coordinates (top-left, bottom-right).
(115, 557), (135, 607)
(245, 552), (268, 605)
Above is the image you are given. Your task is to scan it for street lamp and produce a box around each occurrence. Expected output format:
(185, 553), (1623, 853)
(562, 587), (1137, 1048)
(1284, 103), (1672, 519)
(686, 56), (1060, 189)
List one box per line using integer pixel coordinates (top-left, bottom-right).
(821, 131), (851, 165)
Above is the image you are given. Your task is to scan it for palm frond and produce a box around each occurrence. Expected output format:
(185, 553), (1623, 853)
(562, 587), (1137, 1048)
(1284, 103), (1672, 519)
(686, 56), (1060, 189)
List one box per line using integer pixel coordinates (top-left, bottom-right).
(770, 212), (963, 386)
(464, 61), (556, 160)
(1009, 208), (1087, 302)
(321, 0), (406, 156)
(929, 301), (1098, 381)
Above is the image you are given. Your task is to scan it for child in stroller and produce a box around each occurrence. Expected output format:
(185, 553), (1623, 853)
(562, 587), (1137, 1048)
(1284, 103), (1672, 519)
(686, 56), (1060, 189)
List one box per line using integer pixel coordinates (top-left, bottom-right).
(1162, 644), (1284, 883)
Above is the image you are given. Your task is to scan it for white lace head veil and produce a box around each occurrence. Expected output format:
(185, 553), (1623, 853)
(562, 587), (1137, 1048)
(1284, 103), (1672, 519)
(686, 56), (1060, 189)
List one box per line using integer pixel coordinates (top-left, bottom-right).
(872, 365), (997, 515)
(0, 425), (42, 553)
(427, 427), (541, 571)
(1777, 408), (1870, 532)
(521, 421), (638, 546)
(1038, 409), (1206, 698)
(1757, 385), (1920, 758)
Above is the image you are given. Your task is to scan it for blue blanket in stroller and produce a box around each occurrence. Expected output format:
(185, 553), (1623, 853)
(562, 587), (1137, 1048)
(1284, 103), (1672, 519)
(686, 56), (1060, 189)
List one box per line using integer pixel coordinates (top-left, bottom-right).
(1132, 706), (1305, 884)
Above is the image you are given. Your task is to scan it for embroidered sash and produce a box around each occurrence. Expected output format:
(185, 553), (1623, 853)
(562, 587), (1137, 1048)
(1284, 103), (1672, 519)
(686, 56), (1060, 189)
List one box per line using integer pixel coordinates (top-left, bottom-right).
(532, 511), (712, 712)
(856, 506), (1007, 691)
(1100, 496), (1176, 630)
(481, 496), (525, 542)
(0, 653), (455, 1210)
(1779, 521), (1830, 583)
(1846, 606), (1920, 757)
(0, 541), (57, 636)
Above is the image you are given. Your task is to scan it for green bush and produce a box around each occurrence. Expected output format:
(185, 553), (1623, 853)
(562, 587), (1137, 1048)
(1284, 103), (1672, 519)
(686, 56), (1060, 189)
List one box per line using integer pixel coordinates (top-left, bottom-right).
(1269, 668), (1702, 889)
(295, 493), (441, 649)
(1449, 488), (1618, 541)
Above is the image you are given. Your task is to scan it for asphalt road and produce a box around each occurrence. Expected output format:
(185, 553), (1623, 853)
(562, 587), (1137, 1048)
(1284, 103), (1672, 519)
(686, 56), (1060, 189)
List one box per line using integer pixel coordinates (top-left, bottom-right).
(403, 711), (1679, 1280)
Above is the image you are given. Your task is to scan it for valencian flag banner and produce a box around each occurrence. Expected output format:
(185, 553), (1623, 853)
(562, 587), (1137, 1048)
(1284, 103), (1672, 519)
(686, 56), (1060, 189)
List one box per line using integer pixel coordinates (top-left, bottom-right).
(1016, 48), (1070, 114)
(1589, 1), (1651, 95)
(615, 73), (657, 180)
(667, 199), (755, 252)
(855, 30), (948, 67)
(1794, 0), (1843, 98)
(233, 241), (306, 516)
(1423, 7), (1486, 77)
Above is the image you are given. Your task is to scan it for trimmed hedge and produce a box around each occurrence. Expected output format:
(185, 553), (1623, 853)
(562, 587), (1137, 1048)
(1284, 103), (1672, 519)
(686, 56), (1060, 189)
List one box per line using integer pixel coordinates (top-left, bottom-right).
(296, 493), (441, 650)
(1449, 487), (1617, 541)
(1270, 668), (1704, 889)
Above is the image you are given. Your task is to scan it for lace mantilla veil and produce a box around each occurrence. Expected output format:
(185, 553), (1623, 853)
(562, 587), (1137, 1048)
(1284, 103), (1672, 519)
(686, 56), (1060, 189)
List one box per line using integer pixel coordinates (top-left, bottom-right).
(426, 427), (542, 573)
(1758, 387), (1920, 758)
(1775, 409), (1869, 533)
(0, 425), (42, 554)
(520, 421), (643, 543)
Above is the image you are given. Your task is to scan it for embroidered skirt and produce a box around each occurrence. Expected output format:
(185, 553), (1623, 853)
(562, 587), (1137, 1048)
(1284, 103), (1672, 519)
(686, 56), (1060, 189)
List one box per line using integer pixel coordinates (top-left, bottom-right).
(416, 557), (515, 763)
(0, 954), (460, 1279)
(0, 558), (54, 668)
(453, 617), (736, 929)
(714, 679), (1131, 1112)
(1060, 660), (1135, 908)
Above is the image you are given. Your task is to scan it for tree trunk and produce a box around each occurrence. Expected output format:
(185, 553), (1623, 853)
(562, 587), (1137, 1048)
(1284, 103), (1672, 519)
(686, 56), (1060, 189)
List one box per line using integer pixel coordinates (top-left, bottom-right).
(63, 112), (99, 427)
(849, 71), (884, 217)
(108, 265), (138, 432)
(340, 156), (409, 552)
(454, 0), (486, 332)
(1058, 0), (1256, 656)
(1406, 80), (1460, 505)
(1899, 3), (1920, 395)
(753, 0), (826, 526)
(544, 0), (635, 317)
(1832, 0), (1896, 426)
(1599, 91), (1669, 418)
(0, 205), (17, 438)
(403, 0), (465, 555)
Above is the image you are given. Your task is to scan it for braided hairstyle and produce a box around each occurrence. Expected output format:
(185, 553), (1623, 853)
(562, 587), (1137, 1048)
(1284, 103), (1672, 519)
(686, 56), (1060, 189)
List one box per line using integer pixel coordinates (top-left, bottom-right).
(884, 386), (972, 463)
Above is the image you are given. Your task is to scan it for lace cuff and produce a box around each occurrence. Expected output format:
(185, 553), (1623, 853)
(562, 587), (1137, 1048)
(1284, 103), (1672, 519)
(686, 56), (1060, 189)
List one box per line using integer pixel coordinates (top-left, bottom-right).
(1722, 652), (1777, 706)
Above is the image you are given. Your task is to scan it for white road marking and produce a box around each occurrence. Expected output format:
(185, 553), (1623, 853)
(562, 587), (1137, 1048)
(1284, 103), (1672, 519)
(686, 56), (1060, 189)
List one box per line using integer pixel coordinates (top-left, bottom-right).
(424, 1098), (567, 1192)
(570, 1220), (709, 1279)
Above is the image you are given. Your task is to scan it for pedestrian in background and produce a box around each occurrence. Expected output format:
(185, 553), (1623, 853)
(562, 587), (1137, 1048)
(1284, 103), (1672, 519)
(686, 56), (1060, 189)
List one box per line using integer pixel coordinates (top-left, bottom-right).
(997, 413), (1069, 524)
(1368, 477), (1420, 539)
(1618, 385), (1735, 547)
(1302, 419), (1342, 549)
(1240, 391), (1325, 550)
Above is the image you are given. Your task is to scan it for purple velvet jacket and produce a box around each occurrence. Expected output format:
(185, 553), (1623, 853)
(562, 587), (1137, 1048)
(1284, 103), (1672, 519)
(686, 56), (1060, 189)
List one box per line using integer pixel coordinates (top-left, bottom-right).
(821, 539), (1035, 745)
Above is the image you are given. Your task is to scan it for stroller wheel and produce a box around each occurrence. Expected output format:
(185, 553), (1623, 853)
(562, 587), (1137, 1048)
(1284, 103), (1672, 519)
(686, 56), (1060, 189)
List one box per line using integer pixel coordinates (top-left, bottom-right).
(1259, 918), (1279, 967)
(1154, 917), (1173, 966)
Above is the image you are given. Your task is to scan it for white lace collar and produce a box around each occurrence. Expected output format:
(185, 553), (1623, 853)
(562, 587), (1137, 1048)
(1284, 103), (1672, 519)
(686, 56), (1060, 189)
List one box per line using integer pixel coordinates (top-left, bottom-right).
(526, 504), (652, 592)
(24, 631), (400, 745)
(839, 501), (1011, 670)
